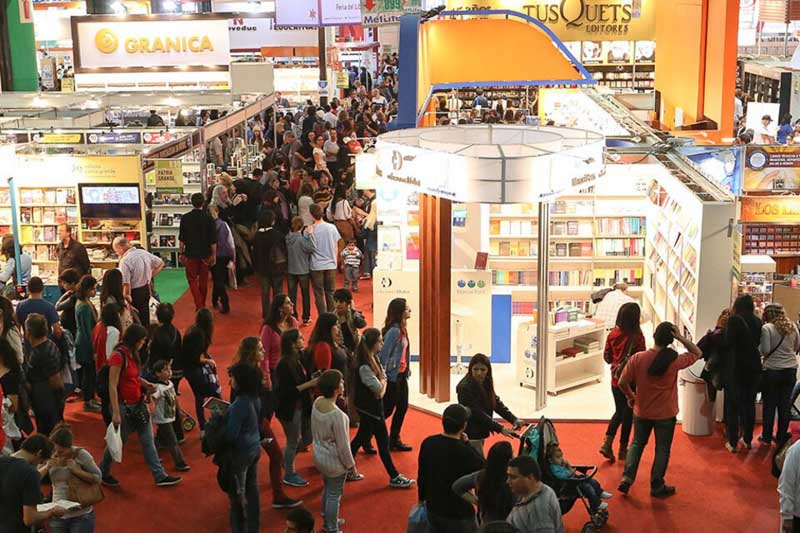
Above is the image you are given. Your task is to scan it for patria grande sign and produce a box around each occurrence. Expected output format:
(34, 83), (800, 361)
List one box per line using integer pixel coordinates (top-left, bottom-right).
(72, 15), (231, 71)
(445, 0), (654, 40)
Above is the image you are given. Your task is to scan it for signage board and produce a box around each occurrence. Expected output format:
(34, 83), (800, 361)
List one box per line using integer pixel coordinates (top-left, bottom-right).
(744, 145), (800, 191)
(87, 132), (142, 144)
(275, 0), (362, 26)
(361, 0), (422, 27)
(228, 16), (317, 51)
(681, 146), (743, 194)
(33, 132), (84, 144)
(155, 159), (183, 189)
(72, 15), (231, 72)
(445, 0), (655, 41)
(741, 195), (800, 224)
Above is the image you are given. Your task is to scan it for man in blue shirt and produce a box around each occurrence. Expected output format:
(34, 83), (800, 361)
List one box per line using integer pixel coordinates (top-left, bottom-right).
(308, 204), (341, 315)
(16, 277), (60, 335)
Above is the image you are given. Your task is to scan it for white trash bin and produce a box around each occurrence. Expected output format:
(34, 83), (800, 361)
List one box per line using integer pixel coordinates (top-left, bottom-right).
(679, 359), (715, 436)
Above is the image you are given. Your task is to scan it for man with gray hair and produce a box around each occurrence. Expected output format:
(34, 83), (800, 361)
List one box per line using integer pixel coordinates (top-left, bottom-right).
(112, 237), (164, 326)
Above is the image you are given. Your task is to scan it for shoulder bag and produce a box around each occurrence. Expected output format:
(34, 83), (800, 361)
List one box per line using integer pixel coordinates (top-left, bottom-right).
(66, 449), (105, 508)
(758, 331), (786, 393)
(612, 336), (636, 382)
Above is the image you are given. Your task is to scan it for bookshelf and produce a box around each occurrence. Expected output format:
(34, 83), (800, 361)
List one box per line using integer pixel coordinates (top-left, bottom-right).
(18, 187), (79, 279)
(146, 148), (204, 268)
(488, 194), (647, 314)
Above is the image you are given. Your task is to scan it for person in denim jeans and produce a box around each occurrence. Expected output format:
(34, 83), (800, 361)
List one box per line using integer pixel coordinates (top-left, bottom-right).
(309, 204), (341, 316)
(378, 298), (413, 451)
(759, 304), (800, 447)
(311, 370), (356, 533)
(286, 217), (316, 326)
(227, 363), (263, 533)
(45, 423), (101, 533)
(98, 325), (181, 488)
(618, 322), (701, 498)
(275, 329), (319, 488)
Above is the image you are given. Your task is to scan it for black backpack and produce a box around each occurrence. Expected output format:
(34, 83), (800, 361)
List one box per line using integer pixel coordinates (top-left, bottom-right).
(97, 345), (127, 403)
(201, 410), (230, 457)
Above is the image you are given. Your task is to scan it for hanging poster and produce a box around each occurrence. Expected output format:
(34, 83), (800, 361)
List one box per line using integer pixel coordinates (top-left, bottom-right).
(155, 160), (183, 189)
(743, 145), (800, 191)
(361, 0), (422, 27)
(680, 146), (743, 194)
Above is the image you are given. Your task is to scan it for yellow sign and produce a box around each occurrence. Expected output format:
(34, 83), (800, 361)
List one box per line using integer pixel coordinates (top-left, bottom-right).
(741, 196), (800, 224)
(36, 133), (84, 144)
(121, 35), (215, 54)
(95, 28), (118, 54)
(18, 155), (143, 187)
(155, 159), (183, 189)
(445, 0), (654, 41)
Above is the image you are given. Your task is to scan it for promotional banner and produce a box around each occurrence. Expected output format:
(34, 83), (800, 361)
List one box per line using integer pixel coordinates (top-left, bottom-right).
(361, 0), (422, 26)
(275, 0), (361, 26)
(32, 132), (84, 144)
(155, 159), (183, 189)
(87, 132), (142, 144)
(73, 15), (231, 71)
(228, 17), (317, 51)
(744, 145), (800, 191)
(143, 131), (176, 145)
(445, 0), (655, 42)
(680, 146), (743, 194)
(741, 195), (800, 224)
(372, 270), (420, 355)
(19, 155), (142, 184)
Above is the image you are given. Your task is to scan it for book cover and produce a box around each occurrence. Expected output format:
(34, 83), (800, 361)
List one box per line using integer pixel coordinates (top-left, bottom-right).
(474, 252), (489, 270)
(44, 189), (56, 204)
(32, 208), (42, 224)
(42, 209), (55, 225)
(56, 189), (68, 204)
(568, 243), (582, 256)
(556, 243), (567, 256)
(499, 241), (511, 256)
(581, 242), (593, 256)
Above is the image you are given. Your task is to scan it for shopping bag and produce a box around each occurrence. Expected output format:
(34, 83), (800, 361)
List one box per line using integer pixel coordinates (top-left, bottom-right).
(227, 261), (238, 290)
(407, 503), (429, 533)
(105, 423), (123, 463)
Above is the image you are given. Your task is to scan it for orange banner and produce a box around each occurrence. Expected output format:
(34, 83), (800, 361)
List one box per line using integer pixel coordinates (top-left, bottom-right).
(741, 195), (800, 224)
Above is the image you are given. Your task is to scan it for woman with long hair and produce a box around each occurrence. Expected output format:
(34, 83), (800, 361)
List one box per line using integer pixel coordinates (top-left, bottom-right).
(456, 353), (523, 456)
(617, 322), (701, 497)
(261, 294), (298, 384)
(44, 423), (101, 532)
(275, 329), (318, 488)
(75, 275), (99, 412)
(600, 302), (646, 462)
(452, 441), (515, 524)
(759, 304), (800, 446)
(0, 337), (23, 452)
(93, 303), (122, 425)
(329, 184), (355, 262)
(349, 328), (414, 488)
(0, 296), (22, 363)
(724, 294), (763, 452)
(309, 312), (346, 377)
(98, 324), (181, 488)
(100, 268), (134, 330)
(231, 336), (302, 509)
(378, 298), (413, 451)
(179, 308), (220, 431)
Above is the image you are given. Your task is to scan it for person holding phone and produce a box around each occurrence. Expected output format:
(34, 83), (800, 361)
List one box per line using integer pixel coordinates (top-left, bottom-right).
(617, 323), (702, 498)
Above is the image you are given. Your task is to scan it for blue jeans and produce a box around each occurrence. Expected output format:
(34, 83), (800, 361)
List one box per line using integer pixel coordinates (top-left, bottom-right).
(50, 511), (95, 533)
(577, 477), (604, 511)
(99, 407), (167, 482)
(322, 473), (347, 533)
(278, 409), (302, 476)
(622, 416), (676, 491)
(229, 451), (260, 533)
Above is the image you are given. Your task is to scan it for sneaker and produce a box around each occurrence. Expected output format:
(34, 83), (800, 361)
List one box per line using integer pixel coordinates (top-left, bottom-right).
(362, 444), (378, 455)
(175, 464), (191, 472)
(724, 442), (737, 453)
(102, 475), (120, 487)
(272, 496), (303, 509)
(617, 478), (631, 495)
(283, 473), (310, 487)
(156, 476), (182, 487)
(758, 435), (772, 446)
(389, 439), (412, 452)
(346, 471), (365, 482)
(600, 491), (613, 499)
(598, 502), (609, 510)
(389, 474), (415, 489)
(650, 485), (676, 498)
(739, 438), (752, 450)
(83, 401), (101, 413)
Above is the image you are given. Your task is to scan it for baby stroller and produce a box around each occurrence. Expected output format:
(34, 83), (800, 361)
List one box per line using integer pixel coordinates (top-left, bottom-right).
(518, 417), (609, 533)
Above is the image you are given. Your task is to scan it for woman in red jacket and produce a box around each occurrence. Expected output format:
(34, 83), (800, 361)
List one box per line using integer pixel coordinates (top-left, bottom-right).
(260, 294), (299, 385)
(600, 302), (646, 463)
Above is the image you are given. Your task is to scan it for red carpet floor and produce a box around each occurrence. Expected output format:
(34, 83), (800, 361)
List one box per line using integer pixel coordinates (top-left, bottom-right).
(57, 278), (781, 532)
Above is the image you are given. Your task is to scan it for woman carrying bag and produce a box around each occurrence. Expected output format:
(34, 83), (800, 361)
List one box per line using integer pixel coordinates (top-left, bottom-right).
(45, 423), (102, 533)
(759, 304), (800, 447)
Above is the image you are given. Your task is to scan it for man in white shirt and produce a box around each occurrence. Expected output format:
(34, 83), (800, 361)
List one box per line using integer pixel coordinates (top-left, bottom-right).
(113, 237), (164, 326)
(308, 204), (341, 315)
(754, 114), (776, 144)
(594, 282), (636, 329)
(779, 439), (800, 532)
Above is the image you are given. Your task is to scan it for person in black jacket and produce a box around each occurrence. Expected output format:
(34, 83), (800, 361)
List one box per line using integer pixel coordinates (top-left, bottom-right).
(724, 294), (763, 452)
(253, 210), (287, 321)
(456, 353), (524, 457)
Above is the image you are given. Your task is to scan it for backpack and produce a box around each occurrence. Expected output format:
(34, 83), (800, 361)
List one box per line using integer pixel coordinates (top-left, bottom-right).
(269, 237), (288, 267)
(201, 409), (230, 457)
(97, 345), (127, 403)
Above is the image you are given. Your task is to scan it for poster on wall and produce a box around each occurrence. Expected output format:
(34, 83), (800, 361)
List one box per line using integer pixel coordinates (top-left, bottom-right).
(743, 145), (800, 191)
(680, 146), (743, 194)
(227, 17), (317, 51)
(451, 270), (492, 361)
(275, 0), (361, 27)
(740, 195), (800, 224)
(602, 41), (632, 64)
(634, 40), (656, 63)
(154, 160), (183, 189)
(72, 15), (231, 72)
(581, 41), (603, 64)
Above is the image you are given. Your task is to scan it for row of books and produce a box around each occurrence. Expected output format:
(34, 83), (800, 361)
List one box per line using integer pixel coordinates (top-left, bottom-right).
(552, 242), (593, 257)
(595, 217), (645, 235)
(511, 299), (592, 317)
(19, 188), (76, 205)
(149, 235), (177, 248)
(489, 219), (537, 236)
(153, 193), (192, 206)
(20, 207), (78, 225)
(490, 240), (535, 257)
(574, 336), (601, 352)
(22, 244), (57, 262)
(19, 226), (56, 244)
(492, 268), (643, 288)
(156, 213), (183, 227)
(550, 200), (594, 215)
(552, 220), (592, 236)
(594, 268), (643, 286)
(594, 238), (644, 257)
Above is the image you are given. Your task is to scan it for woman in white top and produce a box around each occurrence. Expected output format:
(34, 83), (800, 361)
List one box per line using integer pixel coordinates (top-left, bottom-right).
(313, 135), (332, 181)
(759, 303), (800, 445)
(312, 369), (356, 533)
(297, 182), (316, 228)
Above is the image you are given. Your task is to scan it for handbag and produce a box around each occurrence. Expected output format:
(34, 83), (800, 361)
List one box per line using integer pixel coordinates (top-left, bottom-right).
(202, 362), (223, 398)
(612, 336), (635, 382)
(759, 332), (786, 393)
(66, 449), (105, 507)
(122, 400), (150, 433)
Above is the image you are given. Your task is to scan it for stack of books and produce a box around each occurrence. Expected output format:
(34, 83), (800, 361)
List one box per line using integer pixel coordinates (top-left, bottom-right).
(573, 336), (601, 353)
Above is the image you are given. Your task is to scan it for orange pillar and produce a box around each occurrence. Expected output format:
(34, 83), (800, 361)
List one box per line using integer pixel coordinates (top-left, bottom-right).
(419, 193), (451, 402)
